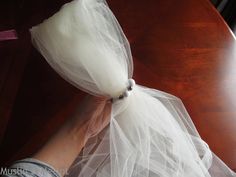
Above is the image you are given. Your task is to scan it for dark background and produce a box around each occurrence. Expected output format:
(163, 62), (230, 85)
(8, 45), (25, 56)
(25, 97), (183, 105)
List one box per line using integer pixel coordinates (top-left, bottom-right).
(211, 0), (236, 33)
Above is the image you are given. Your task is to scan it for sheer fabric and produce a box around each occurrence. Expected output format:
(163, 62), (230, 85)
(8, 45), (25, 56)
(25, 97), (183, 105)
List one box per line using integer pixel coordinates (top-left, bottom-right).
(30, 0), (236, 176)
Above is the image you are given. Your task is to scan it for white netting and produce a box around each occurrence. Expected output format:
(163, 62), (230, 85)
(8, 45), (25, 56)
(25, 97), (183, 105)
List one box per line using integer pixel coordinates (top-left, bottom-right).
(30, 0), (236, 176)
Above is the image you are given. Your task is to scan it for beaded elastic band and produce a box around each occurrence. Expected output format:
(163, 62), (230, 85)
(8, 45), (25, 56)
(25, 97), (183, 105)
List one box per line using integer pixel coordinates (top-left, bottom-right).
(111, 79), (135, 102)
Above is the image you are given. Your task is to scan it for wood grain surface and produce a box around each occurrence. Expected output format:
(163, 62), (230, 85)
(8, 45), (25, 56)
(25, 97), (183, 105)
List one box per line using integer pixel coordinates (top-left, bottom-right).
(0, 0), (235, 171)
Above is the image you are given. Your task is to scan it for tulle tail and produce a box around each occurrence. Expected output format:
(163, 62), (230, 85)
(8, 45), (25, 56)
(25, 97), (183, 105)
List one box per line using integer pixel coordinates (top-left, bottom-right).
(66, 85), (235, 177)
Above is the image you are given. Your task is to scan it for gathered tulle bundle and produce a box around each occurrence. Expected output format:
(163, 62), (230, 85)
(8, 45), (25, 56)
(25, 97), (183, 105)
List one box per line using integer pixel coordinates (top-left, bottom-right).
(30, 0), (236, 176)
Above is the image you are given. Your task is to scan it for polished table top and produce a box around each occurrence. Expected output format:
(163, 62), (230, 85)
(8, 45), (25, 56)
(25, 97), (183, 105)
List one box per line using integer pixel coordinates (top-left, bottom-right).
(0, 0), (236, 170)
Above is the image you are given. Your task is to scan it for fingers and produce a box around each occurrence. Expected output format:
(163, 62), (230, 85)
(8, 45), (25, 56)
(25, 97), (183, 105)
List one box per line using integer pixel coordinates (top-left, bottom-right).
(70, 94), (112, 139)
(88, 95), (111, 121)
(86, 100), (112, 138)
(101, 102), (112, 128)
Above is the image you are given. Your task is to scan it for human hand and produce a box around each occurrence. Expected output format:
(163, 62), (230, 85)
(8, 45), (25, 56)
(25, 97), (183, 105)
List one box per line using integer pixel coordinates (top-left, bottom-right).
(33, 95), (111, 175)
(68, 95), (112, 142)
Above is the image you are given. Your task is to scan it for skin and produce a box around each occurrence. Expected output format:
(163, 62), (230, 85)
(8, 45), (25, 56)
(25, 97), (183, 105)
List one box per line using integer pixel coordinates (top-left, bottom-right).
(33, 95), (111, 176)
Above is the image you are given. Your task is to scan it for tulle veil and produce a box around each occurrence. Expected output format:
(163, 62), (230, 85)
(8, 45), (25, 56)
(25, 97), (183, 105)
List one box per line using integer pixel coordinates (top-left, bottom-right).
(30, 0), (236, 176)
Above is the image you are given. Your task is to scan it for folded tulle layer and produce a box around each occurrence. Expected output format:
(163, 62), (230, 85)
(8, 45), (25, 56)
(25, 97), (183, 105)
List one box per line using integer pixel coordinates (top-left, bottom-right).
(30, 0), (236, 176)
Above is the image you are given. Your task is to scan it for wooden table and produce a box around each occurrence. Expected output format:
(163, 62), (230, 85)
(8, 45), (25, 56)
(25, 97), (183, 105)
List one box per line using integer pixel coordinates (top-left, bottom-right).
(0, 0), (235, 171)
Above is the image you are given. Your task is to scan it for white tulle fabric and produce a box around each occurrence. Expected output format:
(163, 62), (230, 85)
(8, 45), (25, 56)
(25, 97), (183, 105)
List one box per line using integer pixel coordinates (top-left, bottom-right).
(30, 0), (236, 176)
